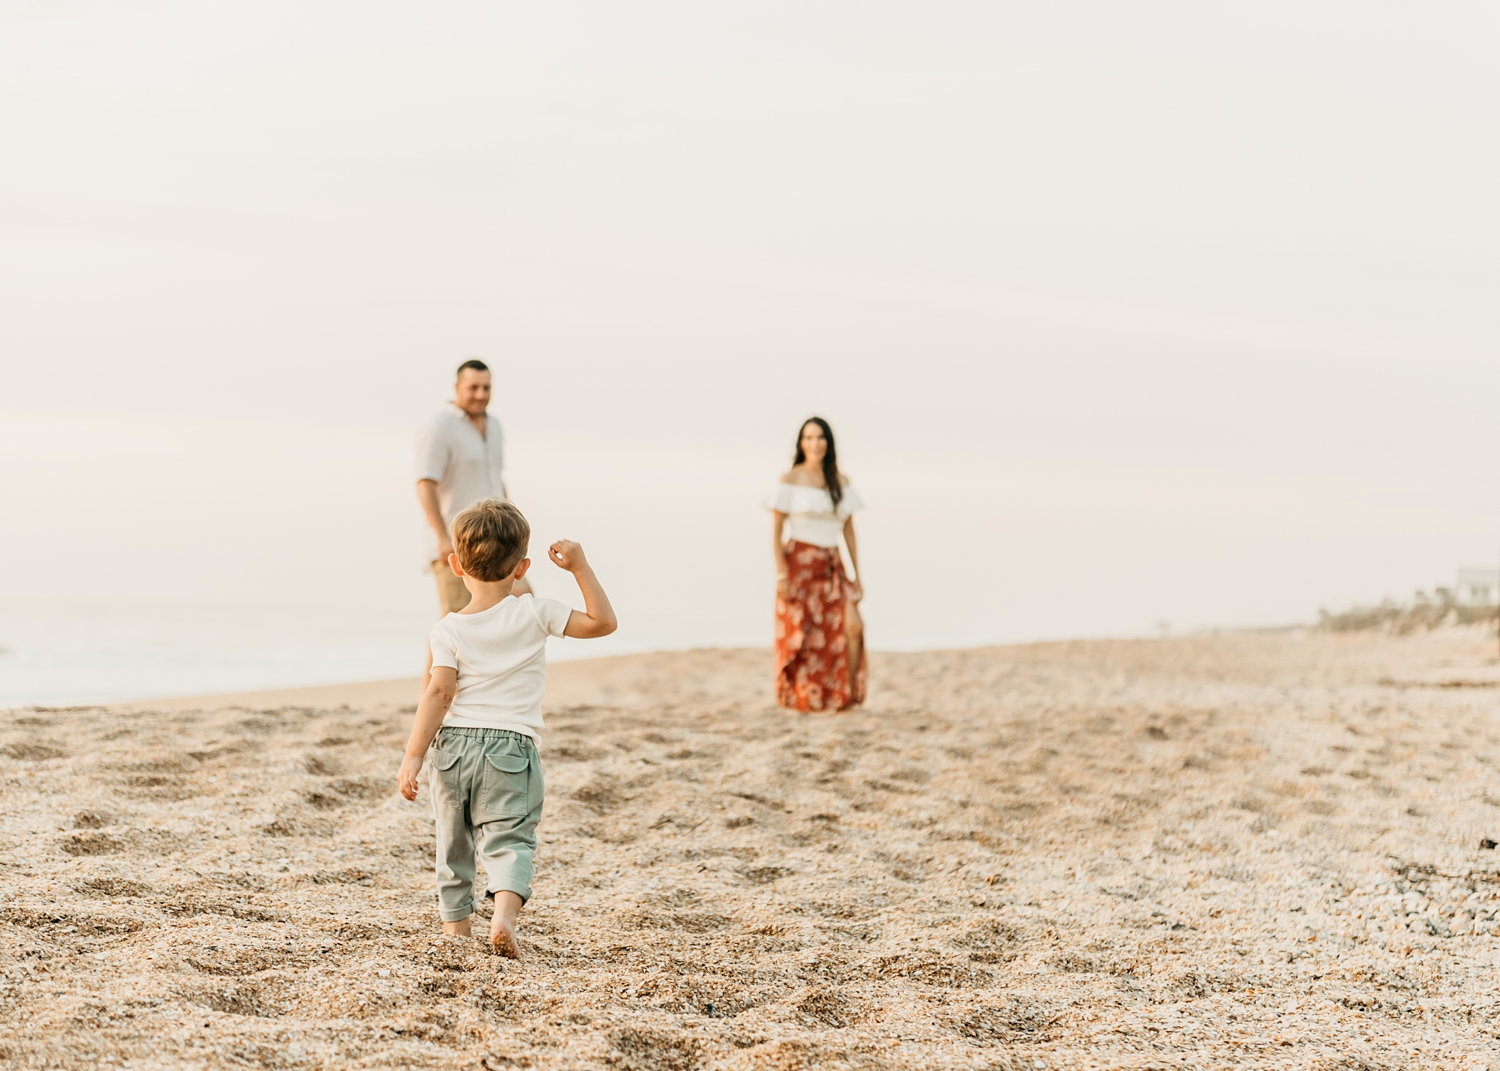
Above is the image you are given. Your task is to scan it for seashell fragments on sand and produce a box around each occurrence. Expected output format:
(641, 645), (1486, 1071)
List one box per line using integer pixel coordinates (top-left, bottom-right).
(2, 634), (1499, 1069)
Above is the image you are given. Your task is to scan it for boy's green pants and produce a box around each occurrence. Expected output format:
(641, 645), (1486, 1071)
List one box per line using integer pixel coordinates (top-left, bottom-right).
(427, 726), (544, 921)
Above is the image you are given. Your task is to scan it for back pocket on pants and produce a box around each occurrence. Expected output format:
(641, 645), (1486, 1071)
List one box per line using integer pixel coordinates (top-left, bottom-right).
(427, 744), (462, 788)
(475, 748), (531, 821)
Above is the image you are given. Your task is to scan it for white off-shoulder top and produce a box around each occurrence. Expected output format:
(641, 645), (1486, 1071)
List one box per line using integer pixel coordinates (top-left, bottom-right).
(764, 481), (864, 548)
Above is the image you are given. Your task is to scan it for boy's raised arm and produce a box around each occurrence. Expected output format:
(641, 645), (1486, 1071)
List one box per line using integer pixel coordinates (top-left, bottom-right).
(548, 540), (617, 639)
(398, 665), (457, 800)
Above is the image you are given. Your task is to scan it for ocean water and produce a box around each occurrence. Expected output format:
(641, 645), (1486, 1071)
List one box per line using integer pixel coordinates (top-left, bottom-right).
(0, 598), (651, 709)
(0, 602), (433, 708)
(0, 597), (732, 710)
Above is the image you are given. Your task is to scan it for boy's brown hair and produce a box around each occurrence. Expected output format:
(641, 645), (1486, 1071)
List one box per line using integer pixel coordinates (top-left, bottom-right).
(451, 499), (530, 581)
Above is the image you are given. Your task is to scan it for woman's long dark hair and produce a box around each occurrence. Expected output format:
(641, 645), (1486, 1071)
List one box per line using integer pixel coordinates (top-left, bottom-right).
(792, 416), (843, 510)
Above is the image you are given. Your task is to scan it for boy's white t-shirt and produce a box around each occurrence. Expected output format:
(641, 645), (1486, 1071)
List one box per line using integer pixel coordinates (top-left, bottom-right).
(428, 593), (573, 739)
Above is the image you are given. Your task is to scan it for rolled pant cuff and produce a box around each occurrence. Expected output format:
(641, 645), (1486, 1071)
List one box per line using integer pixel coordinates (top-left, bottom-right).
(439, 900), (475, 922)
(486, 884), (532, 905)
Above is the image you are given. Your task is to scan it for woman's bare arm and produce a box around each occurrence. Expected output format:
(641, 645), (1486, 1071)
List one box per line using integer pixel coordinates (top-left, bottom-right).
(773, 512), (789, 600)
(843, 516), (861, 592)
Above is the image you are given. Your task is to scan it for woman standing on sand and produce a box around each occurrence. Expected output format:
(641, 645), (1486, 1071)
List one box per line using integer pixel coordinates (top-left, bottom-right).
(765, 416), (867, 711)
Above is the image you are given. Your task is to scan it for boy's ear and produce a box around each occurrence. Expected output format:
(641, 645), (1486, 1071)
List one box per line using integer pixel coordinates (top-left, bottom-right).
(513, 557), (531, 580)
(447, 552), (464, 577)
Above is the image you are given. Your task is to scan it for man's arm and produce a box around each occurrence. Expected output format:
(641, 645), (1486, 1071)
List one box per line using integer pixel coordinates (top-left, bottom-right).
(416, 479), (453, 560)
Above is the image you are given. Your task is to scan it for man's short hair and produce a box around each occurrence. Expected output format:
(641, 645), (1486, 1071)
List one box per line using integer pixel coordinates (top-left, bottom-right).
(451, 499), (529, 581)
(456, 358), (490, 378)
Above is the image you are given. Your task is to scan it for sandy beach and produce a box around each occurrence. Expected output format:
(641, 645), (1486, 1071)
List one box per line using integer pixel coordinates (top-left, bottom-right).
(3, 632), (1500, 1069)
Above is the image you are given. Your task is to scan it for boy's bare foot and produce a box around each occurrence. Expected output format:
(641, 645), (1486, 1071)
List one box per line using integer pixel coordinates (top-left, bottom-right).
(489, 916), (520, 959)
(488, 890), (524, 959)
(442, 917), (473, 938)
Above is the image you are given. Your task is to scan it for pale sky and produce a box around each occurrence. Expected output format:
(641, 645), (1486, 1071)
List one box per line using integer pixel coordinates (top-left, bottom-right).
(1, 2), (1497, 696)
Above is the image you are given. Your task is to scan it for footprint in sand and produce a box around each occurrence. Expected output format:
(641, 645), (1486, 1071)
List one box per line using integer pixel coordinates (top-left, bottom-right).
(0, 742), (66, 761)
(60, 831), (125, 856)
(72, 877), (154, 898)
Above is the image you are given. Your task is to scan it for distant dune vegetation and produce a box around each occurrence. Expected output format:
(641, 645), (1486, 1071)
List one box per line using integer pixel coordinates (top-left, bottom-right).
(1319, 589), (1499, 634)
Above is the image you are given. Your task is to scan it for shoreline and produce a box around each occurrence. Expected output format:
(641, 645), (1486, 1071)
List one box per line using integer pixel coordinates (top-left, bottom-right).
(7, 625), (1496, 715)
(117, 646), (774, 713)
(2, 647), (766, 715)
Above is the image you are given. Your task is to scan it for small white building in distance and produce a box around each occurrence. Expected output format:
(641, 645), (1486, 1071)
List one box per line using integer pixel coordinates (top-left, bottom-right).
(1456, 568), (1500, 605)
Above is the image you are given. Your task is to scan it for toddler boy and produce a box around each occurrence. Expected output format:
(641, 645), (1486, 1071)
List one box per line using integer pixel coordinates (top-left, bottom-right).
(397, 498), (616, 956)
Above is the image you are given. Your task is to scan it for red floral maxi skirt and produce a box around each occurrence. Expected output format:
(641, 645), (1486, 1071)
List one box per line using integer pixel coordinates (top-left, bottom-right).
(775, 541), (867, 712)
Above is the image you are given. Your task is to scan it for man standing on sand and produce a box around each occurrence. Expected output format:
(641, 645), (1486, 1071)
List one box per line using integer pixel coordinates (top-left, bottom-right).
(415, 359), (530, 615)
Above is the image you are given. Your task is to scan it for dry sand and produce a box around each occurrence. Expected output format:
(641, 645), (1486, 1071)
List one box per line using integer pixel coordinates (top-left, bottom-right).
(3, 632), (1500, 1070)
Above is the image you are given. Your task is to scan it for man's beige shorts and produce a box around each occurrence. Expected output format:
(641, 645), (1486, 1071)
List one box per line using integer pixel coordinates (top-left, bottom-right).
(431, 559), (470, 614)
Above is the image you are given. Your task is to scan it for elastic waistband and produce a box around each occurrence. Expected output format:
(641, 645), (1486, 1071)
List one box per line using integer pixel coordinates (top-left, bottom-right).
(435, 727), (535, 746)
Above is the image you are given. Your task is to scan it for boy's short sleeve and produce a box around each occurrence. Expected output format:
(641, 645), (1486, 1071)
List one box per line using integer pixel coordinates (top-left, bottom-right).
(428, 620), (459, 670)
(527, 595), (573, 638)
(414, 416), (450, 484)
